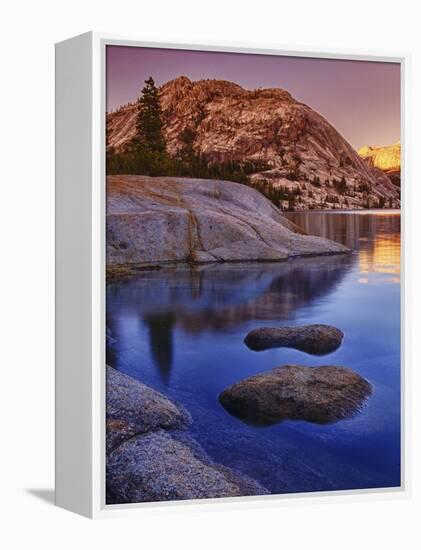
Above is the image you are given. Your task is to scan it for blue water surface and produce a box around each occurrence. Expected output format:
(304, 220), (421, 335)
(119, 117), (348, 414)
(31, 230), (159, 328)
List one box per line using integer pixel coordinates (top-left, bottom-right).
(106, 211), (401, 494)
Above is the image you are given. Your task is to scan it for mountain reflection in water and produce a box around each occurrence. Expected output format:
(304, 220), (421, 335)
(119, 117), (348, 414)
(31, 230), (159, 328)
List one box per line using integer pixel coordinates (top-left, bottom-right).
(107, 254), (354, 379)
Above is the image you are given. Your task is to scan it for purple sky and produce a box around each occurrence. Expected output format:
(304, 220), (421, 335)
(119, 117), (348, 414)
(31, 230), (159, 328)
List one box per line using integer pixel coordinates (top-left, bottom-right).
(106, 46), (400, 150)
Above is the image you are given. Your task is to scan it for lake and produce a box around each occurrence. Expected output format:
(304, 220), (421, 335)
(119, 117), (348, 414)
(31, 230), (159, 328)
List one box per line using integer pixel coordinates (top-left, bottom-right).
(106, 210), (401, 495)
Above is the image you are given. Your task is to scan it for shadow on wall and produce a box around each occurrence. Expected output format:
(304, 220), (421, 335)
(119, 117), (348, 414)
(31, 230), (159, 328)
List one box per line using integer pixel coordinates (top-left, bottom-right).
(25, 488), (55, 506)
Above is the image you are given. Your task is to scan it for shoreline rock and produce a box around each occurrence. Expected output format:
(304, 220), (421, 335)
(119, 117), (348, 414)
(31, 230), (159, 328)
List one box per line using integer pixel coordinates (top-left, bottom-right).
(107, 430), (268, 504)
(106, 366), (192, 452)
(244, 324), (344, 355)
(106, 366), (269, 503)
(219, 364), (372, 427)
(107, 176), (350, 267)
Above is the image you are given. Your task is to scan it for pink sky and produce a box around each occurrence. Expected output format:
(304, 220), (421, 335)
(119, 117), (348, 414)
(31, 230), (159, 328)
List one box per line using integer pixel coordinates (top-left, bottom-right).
(106, 46), (400, 150)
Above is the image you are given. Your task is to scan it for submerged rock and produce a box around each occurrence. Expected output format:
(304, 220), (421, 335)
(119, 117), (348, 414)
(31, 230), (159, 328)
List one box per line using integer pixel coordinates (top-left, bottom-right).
(219, 364), (372, 426)
(244, 324), (344, 355)
(106, 366), (191, 451)
(106, 176), (349, 266)
(106, 430), (268, 504)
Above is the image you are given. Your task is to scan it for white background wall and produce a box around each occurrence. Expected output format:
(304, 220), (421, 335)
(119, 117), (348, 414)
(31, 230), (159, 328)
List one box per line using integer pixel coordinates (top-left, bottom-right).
(1, 0), (419, 547)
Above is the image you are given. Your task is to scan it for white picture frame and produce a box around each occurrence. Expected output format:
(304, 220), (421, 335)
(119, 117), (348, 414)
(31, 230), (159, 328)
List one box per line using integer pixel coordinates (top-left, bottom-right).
(55, 31), (410, 518)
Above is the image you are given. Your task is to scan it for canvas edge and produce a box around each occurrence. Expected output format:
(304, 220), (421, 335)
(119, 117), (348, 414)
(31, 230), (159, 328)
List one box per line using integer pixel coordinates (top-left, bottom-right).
(55, 31), (95, 518)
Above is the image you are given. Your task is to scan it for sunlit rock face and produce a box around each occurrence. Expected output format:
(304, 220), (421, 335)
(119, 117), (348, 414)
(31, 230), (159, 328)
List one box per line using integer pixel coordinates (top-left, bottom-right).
(358, 142), (401, 187)
(358, 142), (400, 172)
(106, 77), (400, 210)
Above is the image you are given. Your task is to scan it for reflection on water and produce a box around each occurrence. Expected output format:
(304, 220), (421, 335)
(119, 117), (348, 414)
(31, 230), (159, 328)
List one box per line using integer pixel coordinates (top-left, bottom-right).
(107, 211), (401, 495)
(143, 312), (175, 383)
(107, 254), (355, 379)
(286, 210), (400, 284)
(358, 234), (400, 282)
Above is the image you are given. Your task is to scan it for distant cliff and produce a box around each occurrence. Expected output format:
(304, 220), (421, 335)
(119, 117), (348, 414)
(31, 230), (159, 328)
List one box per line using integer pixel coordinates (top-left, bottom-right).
(358, 142), (401, 187)
(358, 142), (400, 172)
(107, 77), (400, 210)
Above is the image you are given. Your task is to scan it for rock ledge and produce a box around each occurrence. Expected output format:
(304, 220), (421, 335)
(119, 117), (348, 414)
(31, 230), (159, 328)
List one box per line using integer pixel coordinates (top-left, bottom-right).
(107, 176), (349, 266)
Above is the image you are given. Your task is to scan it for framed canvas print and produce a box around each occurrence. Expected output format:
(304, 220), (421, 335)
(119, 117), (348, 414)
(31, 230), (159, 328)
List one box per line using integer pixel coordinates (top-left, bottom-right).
(55, 32), (408, 518)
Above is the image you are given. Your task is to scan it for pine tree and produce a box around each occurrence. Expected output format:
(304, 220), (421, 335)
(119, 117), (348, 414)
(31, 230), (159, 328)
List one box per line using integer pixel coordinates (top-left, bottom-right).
(134, 77), (166, 153)
(179, 126), (197, 160)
